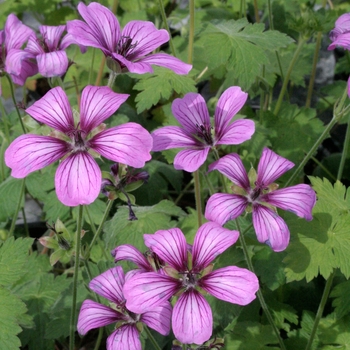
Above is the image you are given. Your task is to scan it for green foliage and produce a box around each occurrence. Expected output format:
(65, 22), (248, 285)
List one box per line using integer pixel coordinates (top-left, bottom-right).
(318, 314), (350, 349)
(330, 280), (350, 319)
(0, 177), (24, 222)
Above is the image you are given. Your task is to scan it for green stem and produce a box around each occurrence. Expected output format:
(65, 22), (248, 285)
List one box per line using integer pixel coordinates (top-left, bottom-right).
(84, 205), (97, 236)
(236, 219), (287, 350)
(337, 113), (350, 180)
(8, 178), (25, 237)
(93, 328), (104, 350)
(69, 205), (84, 350)
(304, 273), (334, 350)
(174, 178), (194, 206)
(267, 0), (274, 30)
(0, 97), (10, 140)
(158, 0), (176, 56)
(273, 38), (306, 116)
(144, 326), (162, 350)
(310, 156), (337, 182)
(88, 48), (96, 85)
(5, 74), (26, 134)
(306, 31), (323, 108)
(107, 71), (118, 88)
(193, 170), (203, 228)
(188, 0), (195, 64)
(253, 0), (260, 22)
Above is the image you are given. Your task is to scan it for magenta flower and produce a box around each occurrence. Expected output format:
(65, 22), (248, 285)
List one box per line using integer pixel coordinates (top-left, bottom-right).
(67, 2), (192, 75)
(152, 86), (255, 172)
(123, 222), (259, 345)
(0, 14), (37, 88)
(5, 85), (153, 206)
(78, 266), (172, 350)
(25, 25), (85, 77)
(205, 148), (317, 252)
(328, 13), (350, 50)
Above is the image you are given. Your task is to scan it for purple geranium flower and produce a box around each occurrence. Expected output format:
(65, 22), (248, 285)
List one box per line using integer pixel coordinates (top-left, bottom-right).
(205, 148), (317, 252)
(328, 13), (350, 50)
(5, 85), (153, 206)
(25, 25), (85, 77)
(123, 222), (259, 345)
(0, 14), (37, 89)
(67, 2), (192, 75)
(78, 266), (172, 350)
(152, 86), (255, 172)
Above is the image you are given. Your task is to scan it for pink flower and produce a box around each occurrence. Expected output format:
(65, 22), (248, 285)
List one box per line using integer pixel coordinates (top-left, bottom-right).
(78, 266), (172, 350)
(205, 148), (317, 252)
(5, 85), (153, 206)
(67, 2), (192, 75)
(328, 13), (350, 50)
(0, 14), (37, 87)
(123, 222), (259, 345)
(152, 86), (255, 172)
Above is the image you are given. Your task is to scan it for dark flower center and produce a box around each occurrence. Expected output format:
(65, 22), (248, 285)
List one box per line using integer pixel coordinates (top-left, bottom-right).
(117, 36), (137, 57)
(68, 129), (88, 153)
(179, 270), (199, 290)
(196, 123), (214, 145)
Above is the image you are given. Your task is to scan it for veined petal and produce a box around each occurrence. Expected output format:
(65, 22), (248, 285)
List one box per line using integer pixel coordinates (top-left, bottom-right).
(77, 299), (120, 335)
(25, 34), (44, 55)
(55, 152), (101, 206)
(329, 13), (350, 42)
(141, 302), (172, 336)
(208, 153), (250, 189)
(257, 148), (294, 187)
(122, 21), (169, 58)
(172, 290), (212, 345)
(200, 266), (259, 305)
(89, 266), (125, 305)
(80, 85), (129, 133)
(40, 25), (65, 50)
(172, 93), (210, 135)
(252, 204), (290, 252)
(5, 14), (34, 50)
(107, 325), (141, 350)
(37, 51), (68, 77)
(5, 134), (68, 178)
(89, 123), (152, 168)
(205, 193), (247, 225)
(174, 148), (210, 172)
(60, 32), (86, 52)
(262, 184), (316, 220)
(112, 244), (152, 272)
(144, 228), (187, 271)
(214, 86), (248, 138)
(138, 53), (192, 75)
(216, 119), (255, 145)
(26, 86), (74, 133)
(152, 126), (199, 151)
(77, 2), (120, 53)
(192, 222), (239, 270)
(328, 33), (350, 50)
(123, 272), (181, 313)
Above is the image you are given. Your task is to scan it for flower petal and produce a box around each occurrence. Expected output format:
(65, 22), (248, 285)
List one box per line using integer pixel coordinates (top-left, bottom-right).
(192, 222), (239, 270)
(5, 134), (68, 178)
(89, 266), (125, 305)
(174, 148), (210, 172)
(112, 53), (154, 73)
(89, 123), (152, 168)
(252, 204), (290, 252)
(37, 51), (68, 77)
(144, 228), (188, 271)
(328, 33), (350, 50)
(205, 193), (247, 225)
(172, 93), (210, 134)
(141, 302), (172, 336)
(55, 152), (101, 206)
(122, 21), (169, 58)
(257, 148), (294, 187)
(214, 86), (248, 138)
(107, 325), (141, 350)
(152, 126), (198, 151)
(39, 25), (65, 51)
(26, 86), (74, 133)
(5, 14), (34, 50)
(208, 153), (250, 189)
(138, 53), (192, 75)
(77, 299), (120, 335)
(112, 244), (152, 272)
(216, 119), (255, 145)
(123, 272), (181, 313)
(172, 290), (212, 345)
(80, 85), (129, 133)
(262, 184), (316, 220)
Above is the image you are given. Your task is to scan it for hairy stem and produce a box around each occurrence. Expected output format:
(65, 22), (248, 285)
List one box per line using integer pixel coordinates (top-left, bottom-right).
(144, 326), (162, 350)
(193, 170), (203, 228)
(188, 0), (195, 64)
(337, 113), (350, 180)
(158, 0), (176, 56)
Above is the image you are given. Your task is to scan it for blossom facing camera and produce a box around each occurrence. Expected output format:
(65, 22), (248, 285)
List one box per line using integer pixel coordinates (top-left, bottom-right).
(78, 266), (172, 350)
(123, 222), (259, 345)
(5, 85), (153, 206)
(205, 148), (317, 252)
(67, 2), (192, 75)
(152, 86), (255, 172)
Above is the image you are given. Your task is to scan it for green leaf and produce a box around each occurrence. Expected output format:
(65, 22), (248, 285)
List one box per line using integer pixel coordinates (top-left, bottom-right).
(73, 198), (105, 226)
(330, 280), (350, 319)
(284, 178), (350, 282)
(0, 177), (24, 222)
(196, 18), (293, 89)
(318, 314), (350, 349)
(132, 66), (197, 113)
(0, 237), (34, 287)
(43, 191), (70, 222)
(26, 169), (55, 201)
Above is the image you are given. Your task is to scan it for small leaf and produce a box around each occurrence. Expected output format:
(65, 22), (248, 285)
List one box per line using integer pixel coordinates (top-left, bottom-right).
(0, 177), (24, 222)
